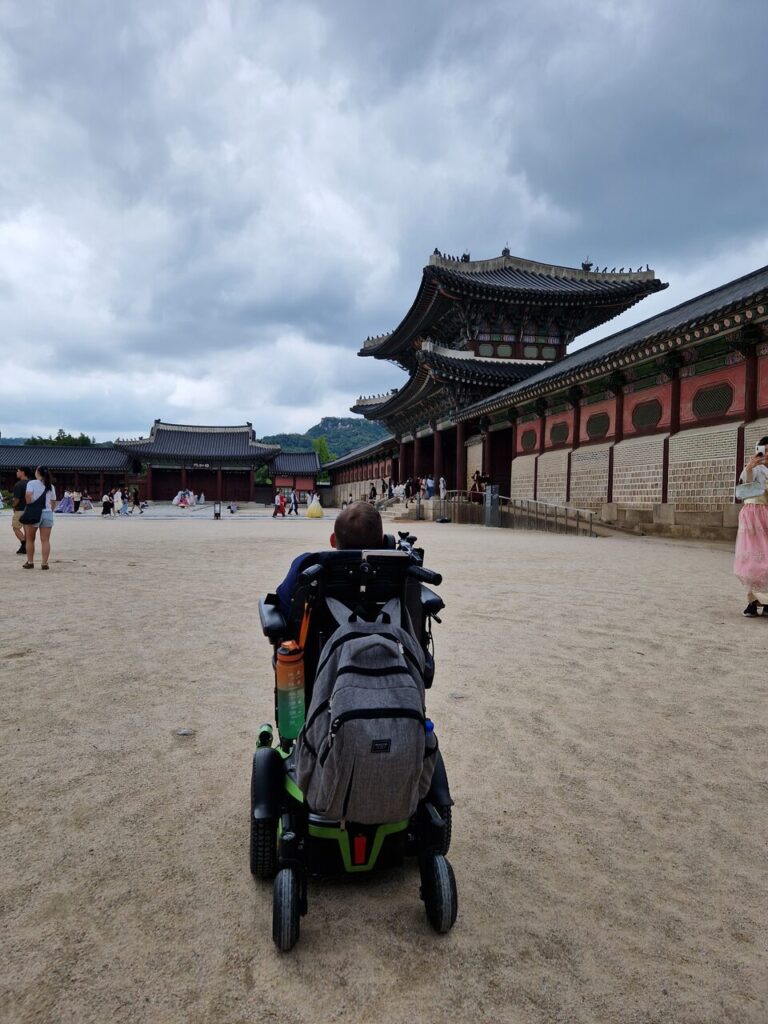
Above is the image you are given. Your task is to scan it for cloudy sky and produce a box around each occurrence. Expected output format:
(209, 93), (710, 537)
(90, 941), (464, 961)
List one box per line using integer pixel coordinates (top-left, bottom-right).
(1, 0), (767, 441)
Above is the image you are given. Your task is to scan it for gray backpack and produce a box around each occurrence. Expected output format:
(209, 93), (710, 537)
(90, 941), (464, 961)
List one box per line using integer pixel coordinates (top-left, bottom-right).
(295, 597), (437, 824)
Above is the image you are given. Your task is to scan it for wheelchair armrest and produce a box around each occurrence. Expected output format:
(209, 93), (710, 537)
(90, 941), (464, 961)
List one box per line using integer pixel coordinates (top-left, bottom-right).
(259, 597), (288, 642)
(420, 585), (445, 617)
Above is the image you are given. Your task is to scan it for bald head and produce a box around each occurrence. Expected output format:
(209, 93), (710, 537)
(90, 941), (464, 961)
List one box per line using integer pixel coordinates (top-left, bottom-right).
(332, 501), (384, 550)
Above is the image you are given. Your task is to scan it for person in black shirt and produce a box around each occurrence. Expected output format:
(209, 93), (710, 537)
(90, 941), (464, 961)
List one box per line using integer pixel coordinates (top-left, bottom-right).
(11, 467), (30, 555)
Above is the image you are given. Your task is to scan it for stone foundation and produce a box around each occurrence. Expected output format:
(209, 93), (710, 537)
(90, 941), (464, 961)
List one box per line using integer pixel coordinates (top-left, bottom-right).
(535, 449), (569, 504)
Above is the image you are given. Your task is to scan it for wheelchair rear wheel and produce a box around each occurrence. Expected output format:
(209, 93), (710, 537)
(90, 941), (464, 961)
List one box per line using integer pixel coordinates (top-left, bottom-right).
(273, 868), (300, 951)
(250, 817), (277, 878)
(420, 854), (458, 934)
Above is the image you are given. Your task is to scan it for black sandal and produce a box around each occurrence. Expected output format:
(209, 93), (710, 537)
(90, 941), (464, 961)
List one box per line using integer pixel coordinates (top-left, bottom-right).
(22, 562), (34, 569)
(41, 564), (49, 570)
(744, 600), (759, 617)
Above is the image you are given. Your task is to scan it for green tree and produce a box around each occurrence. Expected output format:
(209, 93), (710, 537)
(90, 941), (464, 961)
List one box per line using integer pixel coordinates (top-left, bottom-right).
(25, 429), (95, 447)
(254, 463), (272, 485)
(311, 436), (337, 481)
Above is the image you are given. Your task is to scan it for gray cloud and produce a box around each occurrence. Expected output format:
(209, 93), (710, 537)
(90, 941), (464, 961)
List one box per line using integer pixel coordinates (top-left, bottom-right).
(1, 0), (767, 439)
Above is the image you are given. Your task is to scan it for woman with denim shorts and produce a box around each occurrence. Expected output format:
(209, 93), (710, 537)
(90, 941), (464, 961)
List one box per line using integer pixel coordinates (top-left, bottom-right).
(23, 466), (58, 570)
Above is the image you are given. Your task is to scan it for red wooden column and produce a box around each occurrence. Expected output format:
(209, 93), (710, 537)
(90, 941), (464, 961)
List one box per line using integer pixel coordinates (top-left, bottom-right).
(146, 465), (153, 500)
(567, 388), (581, 503)
(455, 421), (466, 492)
(432, 425), (443, 484)
(99, 473), (105, 497)
(413, 436), (422, 479)
(216, 467), (222, 501)
(398, 439), (407, 483)
(249, 465), (255, 501)
(661, 358), (681, 503)
(535, 400), (547, 456)
(607, 374), (625, 503)
(181, 466), (188, 490)
(482, 423), (493, 479)
(744, 343), (758, 424)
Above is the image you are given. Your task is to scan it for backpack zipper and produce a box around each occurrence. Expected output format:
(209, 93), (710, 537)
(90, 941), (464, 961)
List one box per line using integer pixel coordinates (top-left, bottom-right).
(319, 707), (425, 765)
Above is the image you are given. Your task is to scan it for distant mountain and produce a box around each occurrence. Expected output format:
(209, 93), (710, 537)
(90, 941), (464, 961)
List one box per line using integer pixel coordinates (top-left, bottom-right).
(0, 437), (28, 445)
(261, 417), (388, 458)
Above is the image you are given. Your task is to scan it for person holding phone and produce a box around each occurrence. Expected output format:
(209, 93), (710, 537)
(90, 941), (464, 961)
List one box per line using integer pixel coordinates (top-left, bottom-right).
(734, 436), (768, 616)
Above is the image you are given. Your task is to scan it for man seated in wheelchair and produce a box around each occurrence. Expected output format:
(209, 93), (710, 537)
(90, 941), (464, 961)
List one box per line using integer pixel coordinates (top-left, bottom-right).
(255, 502), (456, 946)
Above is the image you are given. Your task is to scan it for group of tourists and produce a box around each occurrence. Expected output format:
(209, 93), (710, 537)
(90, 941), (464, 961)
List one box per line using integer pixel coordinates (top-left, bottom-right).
(101, 487), (144, 516)
(172, 489), (203, 508)
(272, 489), (324, 518)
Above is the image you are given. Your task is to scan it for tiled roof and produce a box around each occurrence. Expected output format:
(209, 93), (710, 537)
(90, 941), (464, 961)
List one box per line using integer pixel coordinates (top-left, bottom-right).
(115, 421), (279, 461)
(0, 445), (132, 472)
(360, 251), (667, 362)
(323, 436), (397, 470)
(420, 347), (544, 387)
(271, 451), (321, 475)
(458, 263), (768, 419)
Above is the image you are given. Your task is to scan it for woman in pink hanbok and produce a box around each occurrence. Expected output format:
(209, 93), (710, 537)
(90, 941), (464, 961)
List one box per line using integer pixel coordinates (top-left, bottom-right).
(733, 436), (768, 616)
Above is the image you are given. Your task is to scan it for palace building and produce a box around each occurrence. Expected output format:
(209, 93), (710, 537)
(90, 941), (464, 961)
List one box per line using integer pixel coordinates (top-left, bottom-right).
(326, 250), (768, 537)
(1, 421), (321, 502)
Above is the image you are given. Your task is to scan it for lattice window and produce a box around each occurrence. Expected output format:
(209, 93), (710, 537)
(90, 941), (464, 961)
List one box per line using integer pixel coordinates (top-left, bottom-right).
(521, 429), (537, 451)
(523, 345), (539, 358)
(550, 422), (569, 445)
(586, 412), (610, 438)
(692, 383), (733, 420)
(541, 346), (557, 360)
(631, 399), (663, 430)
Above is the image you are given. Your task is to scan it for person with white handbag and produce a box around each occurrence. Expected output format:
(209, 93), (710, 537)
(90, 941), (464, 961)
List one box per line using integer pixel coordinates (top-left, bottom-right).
(734, 437), (768, 616)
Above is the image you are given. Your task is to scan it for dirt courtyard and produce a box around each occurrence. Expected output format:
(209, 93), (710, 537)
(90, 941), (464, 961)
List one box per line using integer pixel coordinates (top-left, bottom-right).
(1, 513), (766, 1024)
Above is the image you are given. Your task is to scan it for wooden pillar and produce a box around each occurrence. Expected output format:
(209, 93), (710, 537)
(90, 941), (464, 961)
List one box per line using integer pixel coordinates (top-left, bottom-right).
(399, 440), (407, 483)
(614, 389), (625, 445)
(99, 473), (105, 497)
(413, 436), (422, 479)
(569, 387), (582, 452)
(249, 465), (255, 501)
(433, 426), (443, 483)
(744, 346), (758, 424)
(455, 421), (466, 492)
(216, 467), (222, 501)
(181, 466), (187, 490)
(535, 400), (547, 457)
(146, 465), (152, 500)
(483, 425), (493, 478)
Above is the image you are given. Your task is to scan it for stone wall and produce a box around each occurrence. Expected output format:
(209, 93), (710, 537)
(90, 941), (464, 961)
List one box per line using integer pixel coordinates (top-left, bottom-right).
(612, 434), (668, 509)
(535, 449), (569, 503)
(569, 443), (611, 509)
(510, 454), (537, 500)
(667, 424), (741, 511)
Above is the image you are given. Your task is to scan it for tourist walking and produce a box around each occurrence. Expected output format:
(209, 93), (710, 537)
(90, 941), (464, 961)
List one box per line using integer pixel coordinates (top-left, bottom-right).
(426, 474), (434, 499)
(21, 466), (57, 570)
(288, 488), (299, 515)
(11, 466), (30, 555)
(101, 491), (113, 517)
(272, 491), (286, 517)
(73, 488), (82, 513)
(439, 475), (447, 500)
(734, 437), (768, 616)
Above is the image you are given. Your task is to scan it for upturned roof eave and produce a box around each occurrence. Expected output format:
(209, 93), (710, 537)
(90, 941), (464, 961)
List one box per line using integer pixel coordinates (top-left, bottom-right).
(455, 279), (768, 421)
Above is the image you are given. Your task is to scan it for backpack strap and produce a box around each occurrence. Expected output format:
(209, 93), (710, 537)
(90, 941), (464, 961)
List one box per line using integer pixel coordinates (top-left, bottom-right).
(325, 596), (357, 625)
(377, 597), (401, 625)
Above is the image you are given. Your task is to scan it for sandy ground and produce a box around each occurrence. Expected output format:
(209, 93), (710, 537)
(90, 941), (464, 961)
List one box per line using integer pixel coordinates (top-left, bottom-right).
(1, 510), (767, 1024)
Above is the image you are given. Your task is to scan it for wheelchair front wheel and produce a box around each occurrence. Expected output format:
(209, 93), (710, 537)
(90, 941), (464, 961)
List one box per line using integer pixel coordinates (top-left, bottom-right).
(273, 868), (301, 951)
(420, 854), (458, 934)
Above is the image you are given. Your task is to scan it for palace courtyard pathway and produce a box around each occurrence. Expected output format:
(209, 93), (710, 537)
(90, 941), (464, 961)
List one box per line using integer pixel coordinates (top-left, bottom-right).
(1, 514), (766, 1024)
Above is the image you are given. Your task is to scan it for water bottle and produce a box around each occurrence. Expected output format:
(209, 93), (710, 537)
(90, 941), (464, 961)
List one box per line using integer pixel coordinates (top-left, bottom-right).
(276, 640), (305, 741)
